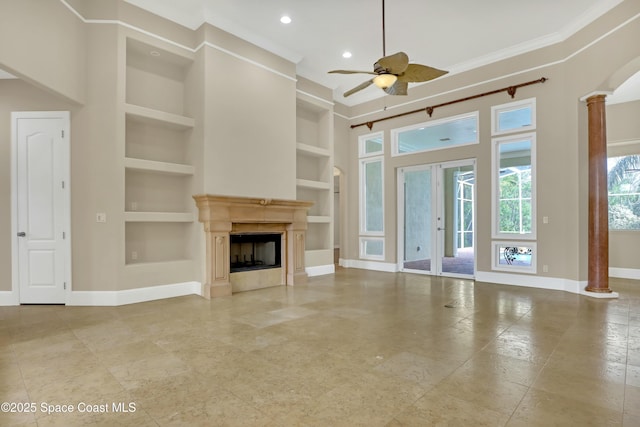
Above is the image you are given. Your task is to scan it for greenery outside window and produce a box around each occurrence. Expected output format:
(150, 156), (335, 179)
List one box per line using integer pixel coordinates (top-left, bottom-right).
(608, 155), (640, 230)
(492, 133), (536, 239)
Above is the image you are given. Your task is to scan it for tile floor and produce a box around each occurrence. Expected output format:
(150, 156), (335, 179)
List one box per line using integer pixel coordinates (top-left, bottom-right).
(1, 268), (640, 426)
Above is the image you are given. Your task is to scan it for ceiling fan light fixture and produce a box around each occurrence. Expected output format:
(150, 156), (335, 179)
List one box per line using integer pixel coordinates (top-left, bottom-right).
(373, 73), (397, 89)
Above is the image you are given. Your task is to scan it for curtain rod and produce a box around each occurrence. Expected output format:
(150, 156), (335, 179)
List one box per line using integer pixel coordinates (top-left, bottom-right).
(351, 77), (548, 130)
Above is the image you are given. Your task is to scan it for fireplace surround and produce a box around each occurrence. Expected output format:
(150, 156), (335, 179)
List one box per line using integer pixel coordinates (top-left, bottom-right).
(193, 195), (313, 298)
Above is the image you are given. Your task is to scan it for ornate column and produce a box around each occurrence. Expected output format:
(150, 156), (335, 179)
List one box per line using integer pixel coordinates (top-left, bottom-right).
(585, 94), (612, 293)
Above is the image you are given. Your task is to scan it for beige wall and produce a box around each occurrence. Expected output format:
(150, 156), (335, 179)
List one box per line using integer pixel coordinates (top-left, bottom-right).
(0, 0), (86, 104)
(202, 39), (297, 200)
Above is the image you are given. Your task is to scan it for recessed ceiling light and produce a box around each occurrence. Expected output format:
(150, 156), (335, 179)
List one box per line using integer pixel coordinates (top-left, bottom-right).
(280, 15), (291, 24)
(150, 50), (160, 57)
(342, 51), (352, 59)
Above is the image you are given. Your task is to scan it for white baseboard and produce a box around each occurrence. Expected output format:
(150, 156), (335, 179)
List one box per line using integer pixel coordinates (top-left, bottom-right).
(610, 267), (640, 280)
(340, 258), (399, 273)
(0, 291), (19, 306)
(306, 264), (335, 277)
(68, 281), (201, 306)
(476, 271), (619, 298)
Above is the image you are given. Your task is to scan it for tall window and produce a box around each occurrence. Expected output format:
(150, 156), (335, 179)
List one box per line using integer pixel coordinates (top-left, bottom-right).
(491, 98), (536, 272)
(359, 132), (385, 259)
(608, 154), (640, 230)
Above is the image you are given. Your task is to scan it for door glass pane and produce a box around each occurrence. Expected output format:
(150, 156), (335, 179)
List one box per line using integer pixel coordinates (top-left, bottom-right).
(441, 164), (475, 276)
(402, 168), (432, 272)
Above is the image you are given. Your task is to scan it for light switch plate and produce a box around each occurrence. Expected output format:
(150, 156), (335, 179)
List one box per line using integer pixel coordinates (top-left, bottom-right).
(96, 213), (107, 223)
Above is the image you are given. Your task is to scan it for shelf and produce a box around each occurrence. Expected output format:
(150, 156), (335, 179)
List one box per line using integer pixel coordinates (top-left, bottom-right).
(296, 143), (331, 158)
(124, 212), (194, 222)
(308, 215), (331, 223)
(296, 179), (331, 190)
(125, 103), (195, 130)
(124, 157), (194, 176)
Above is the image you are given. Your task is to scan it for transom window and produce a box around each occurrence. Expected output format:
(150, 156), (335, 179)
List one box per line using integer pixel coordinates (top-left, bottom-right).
(491, 98), (536, 135)
(392, 112), (479, 156)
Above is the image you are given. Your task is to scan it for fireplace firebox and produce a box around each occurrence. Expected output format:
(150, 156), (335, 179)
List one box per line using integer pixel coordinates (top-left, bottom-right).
(230, 233), (281, 273)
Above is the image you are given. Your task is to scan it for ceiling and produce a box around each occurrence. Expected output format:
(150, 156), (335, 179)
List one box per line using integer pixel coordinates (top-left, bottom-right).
(122, 0), (628, 105)
(2, 0), (638, 106)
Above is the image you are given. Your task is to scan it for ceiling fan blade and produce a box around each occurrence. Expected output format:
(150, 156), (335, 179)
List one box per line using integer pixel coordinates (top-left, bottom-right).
(375, 52), (409, 75)
(344, 79), (374, 97)
(384, 80), (408, 96)
(329, 69), (378, 75)
(397, 64), (448, 83)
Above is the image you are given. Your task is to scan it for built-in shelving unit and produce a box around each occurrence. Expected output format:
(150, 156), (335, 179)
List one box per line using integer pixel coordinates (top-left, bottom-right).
(296, 93), (334, 272)
(123, 37), (197, 278)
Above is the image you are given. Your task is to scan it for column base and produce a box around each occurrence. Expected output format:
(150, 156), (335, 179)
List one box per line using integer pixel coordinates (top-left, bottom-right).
(582, 287), (619, 299)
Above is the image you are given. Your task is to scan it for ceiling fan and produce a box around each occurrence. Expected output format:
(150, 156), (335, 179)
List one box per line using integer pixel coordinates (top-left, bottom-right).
(329, 0), (448, 98)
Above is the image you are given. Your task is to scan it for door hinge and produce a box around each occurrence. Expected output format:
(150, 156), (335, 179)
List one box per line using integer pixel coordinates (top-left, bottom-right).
(61, 130), (64, 138)
(62, 231), (66, 239)
(64, 282), (67, 290)
(62, 181), (65, 189)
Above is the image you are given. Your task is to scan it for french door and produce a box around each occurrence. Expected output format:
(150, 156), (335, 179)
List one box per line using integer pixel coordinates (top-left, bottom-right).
(398, 159), (475, 278)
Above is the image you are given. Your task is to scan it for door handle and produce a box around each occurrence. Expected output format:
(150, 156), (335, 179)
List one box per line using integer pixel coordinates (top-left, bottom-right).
(17, 232), (26, 237)
(437, 227), (445, 231)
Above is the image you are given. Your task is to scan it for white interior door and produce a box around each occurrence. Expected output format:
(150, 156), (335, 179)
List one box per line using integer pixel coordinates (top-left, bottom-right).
(12, 112), (70, 304)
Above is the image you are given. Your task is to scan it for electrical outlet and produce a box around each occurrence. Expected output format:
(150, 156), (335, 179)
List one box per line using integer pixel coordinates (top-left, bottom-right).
(543, 216), (549, 224)
(131, 202), (137, 211)
(131, 251), (138, 260)
(96, 213), (107, 223)
(543, 264), (549, 273)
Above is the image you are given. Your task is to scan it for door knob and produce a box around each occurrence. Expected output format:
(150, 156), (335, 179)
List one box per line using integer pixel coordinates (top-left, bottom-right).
(17, 232), (26, 237)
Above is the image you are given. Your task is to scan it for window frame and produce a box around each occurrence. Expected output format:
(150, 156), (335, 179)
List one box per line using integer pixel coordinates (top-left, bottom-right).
(359, 236), (386, 261)
(491, 97), (536, 136)
(491, 241), (537, 274)
(391, 111), (479, 157)
(607, 149), (640, 231)
(359, 156), (385, 236)
(491, 132), (537, 240)
(359, 131), (384, 158)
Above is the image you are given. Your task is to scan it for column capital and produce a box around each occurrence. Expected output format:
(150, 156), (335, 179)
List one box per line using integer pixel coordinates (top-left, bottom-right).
(579, 91), (612, 102)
